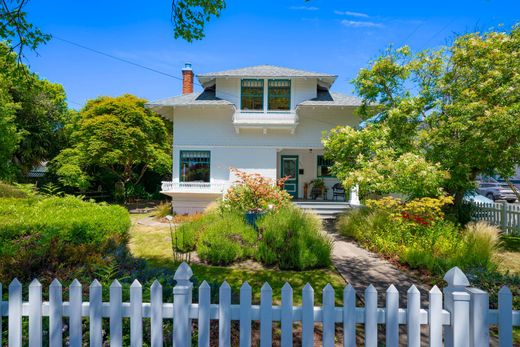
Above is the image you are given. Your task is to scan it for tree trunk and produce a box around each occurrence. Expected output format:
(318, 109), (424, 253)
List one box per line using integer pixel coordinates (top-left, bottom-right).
(504, 177), (520, 201)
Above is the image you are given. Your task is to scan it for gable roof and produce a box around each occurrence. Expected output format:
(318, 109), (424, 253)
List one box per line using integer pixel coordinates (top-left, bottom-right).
(198, 65), (337, 87)
(297, 90), (363, 107)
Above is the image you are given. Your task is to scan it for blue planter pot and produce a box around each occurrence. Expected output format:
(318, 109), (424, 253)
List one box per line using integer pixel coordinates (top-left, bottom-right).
(245, 211), (265, 230)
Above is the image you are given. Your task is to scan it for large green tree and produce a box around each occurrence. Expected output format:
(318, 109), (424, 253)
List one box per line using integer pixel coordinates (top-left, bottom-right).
(0, 43), (70, 179)
(323, 25), (520, 203)
(53, 94), (172, 193)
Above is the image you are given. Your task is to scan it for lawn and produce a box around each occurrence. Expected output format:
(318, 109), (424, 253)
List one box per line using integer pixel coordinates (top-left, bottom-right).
(494, 235), (520, 275)
(128, 214), (346, 305)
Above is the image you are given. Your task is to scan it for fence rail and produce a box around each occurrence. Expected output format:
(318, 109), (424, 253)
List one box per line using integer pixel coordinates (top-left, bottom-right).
(471, 201), (520, 234)
(0, 263), (518, 347)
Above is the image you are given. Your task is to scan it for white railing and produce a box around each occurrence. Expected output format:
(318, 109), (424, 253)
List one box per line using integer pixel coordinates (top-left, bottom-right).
(0, 264), (518, 346)
(470, 201), (520, 234)
(161, 181), (230, 194)
(233, 110), (298, 125)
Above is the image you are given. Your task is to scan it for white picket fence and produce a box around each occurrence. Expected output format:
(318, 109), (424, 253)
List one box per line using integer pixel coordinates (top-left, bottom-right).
(471, 201), (520, 234)
(0, 263), (518, 347)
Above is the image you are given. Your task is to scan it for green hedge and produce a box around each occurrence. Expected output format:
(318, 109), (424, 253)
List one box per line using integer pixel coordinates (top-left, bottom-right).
(0, 196), (130, 281)
(257, 208), (332, 270)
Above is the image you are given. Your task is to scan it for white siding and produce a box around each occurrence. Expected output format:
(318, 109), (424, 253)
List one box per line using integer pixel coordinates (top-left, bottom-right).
(172, 107), (359, 149)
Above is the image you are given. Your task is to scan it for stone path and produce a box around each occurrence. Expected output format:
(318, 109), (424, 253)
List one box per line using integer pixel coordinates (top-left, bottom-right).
(324, 223), (431, 305)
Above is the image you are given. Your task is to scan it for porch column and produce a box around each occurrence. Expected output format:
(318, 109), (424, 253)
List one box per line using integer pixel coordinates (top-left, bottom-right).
(348, 185), (361, 205)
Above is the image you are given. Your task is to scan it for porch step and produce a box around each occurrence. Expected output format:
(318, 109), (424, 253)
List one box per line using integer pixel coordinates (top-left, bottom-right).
(293, 200), (351, 220)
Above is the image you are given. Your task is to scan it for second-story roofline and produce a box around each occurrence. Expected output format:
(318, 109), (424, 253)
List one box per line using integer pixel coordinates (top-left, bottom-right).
(197, 64), (337, 88)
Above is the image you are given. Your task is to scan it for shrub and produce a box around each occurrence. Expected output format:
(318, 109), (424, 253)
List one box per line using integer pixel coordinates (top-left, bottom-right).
(337, 198), (498, 275)
(0, 196), (130, 281)
(197, 212), (257, 265)
(257, 207), (332, 270)
(154, 201), (171, 218)
(221, 168), (292, 213)
(0, 181), (28, 198)
(172, 213), (218, 253)
(462, 221), (499, 269)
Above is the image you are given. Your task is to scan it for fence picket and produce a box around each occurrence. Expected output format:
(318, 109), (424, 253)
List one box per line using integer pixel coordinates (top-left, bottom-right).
(9, 279), (22, 347)
(498, 286), (513, 347)
(385, 285), (399, 347)
(89, 280), (103, 347)
(219, 281), (231, 347)
(260, 283), (272, 347)
(407, 285), (421, 347)
(198, 281), (211, 347)
(301, 283), (314, 347)
(49, 279), (63, 347)
(239, 282), (252, 347)
(69, 279), (83, 347)
(0, 264), (518, 347)
(110, 280), (123, 347)
(428, 286), (442, 347)
(150, 280), (163, 347)
(29, 279), (42, 347)
(130, 280), (143, 347)
(365, 285), (378, 347)
(322, 284), (335, 347)
(343, 285), (356, 347)
(280, 283), (293, 347)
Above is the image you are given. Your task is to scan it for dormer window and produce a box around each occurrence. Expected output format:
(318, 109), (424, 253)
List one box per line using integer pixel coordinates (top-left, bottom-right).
(241, 79), (264, 111)
(268, 79), (291, 111)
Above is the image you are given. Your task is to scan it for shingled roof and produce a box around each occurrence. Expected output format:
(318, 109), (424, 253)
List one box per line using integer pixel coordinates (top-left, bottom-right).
(297, 90), (363, 107)
(146, 89), (233, 108)
(198, 65), (337, 87)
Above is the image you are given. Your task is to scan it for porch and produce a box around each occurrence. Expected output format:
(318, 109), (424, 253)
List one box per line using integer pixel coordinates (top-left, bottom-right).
(276, 148), (343, 200)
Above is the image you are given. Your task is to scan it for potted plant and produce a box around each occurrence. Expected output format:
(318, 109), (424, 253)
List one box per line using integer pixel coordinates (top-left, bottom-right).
(310, 178), (326, 200)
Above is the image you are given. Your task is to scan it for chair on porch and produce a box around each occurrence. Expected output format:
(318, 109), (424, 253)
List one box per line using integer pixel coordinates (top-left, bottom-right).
(332, 183), (345, 201)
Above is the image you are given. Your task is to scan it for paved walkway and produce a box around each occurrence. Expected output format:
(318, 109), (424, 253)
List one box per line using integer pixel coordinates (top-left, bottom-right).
(324, 223), (431, 305)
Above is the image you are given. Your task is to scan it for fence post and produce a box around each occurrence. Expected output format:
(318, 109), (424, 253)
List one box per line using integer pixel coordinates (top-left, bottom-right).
(466, 288), (489, 347)
(173, 262), (193, 347)
(500, 201), (507, 231)
(443, 267), (470, 347)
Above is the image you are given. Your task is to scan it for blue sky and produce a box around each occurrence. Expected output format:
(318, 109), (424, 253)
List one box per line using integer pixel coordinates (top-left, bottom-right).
(24, 0), (519, 108)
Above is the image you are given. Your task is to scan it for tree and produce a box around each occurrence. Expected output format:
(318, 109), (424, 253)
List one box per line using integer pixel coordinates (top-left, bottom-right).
(323, 25), (520, 204)
(0, 43), (71, 179)
(53, 94), (172, 195)
(0, 0), (51, 59)
(0, 75), (21, 179)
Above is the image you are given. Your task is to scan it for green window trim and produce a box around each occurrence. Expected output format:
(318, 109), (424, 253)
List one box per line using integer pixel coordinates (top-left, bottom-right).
(241, 79), (264, 111)
(268, 79), (291, 111)
(179, 150), (211, 182)
(317, 155), (335, 178)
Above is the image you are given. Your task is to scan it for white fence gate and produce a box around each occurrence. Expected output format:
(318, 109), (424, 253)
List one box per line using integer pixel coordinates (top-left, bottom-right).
(471, 201), (520, 234)
(0, 263), (518, 347)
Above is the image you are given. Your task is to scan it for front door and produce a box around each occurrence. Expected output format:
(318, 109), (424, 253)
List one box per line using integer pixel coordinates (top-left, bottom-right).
(281, 155), (298, 198)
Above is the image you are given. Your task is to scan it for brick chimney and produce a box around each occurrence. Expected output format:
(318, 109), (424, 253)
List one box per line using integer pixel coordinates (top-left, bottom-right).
(182, 62), (194, 94)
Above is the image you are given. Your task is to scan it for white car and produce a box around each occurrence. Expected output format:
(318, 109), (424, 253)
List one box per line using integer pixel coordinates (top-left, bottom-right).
(476, 179), (517, 203)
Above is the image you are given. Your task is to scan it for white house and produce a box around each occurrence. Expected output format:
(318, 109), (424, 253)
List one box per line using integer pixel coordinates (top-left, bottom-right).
(146, 64), (362, 214)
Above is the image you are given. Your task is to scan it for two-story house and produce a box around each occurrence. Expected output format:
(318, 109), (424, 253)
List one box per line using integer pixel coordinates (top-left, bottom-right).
(146, 64), (362, 214)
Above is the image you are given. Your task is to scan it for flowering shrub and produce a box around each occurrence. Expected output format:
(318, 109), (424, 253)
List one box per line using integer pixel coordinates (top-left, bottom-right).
(366, 195), (453, 226)
(221, 168), (292, 213)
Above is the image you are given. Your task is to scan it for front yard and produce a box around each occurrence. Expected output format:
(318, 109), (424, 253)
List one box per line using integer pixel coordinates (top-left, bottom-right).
(128, 214), (346, 304)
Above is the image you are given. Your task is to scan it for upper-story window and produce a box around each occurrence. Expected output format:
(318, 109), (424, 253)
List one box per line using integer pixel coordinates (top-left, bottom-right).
(268, 79), (291, 111)
(241, 79), (264, 111)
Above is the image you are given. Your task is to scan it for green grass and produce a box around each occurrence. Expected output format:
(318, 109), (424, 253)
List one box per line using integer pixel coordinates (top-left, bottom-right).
(129, 215), (346, 304)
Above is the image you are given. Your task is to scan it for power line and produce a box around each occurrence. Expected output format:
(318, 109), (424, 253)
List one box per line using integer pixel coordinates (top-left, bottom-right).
(422, 18), (456, 48)
(53, 36), (184, 82)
